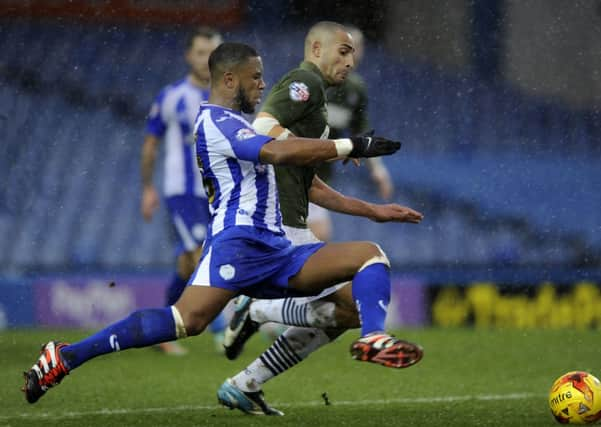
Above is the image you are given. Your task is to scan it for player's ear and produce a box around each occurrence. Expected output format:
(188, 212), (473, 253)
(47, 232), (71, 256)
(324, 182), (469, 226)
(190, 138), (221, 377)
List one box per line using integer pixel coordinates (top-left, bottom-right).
(311, 40), (321, 58)
(223, 71), (236, 89)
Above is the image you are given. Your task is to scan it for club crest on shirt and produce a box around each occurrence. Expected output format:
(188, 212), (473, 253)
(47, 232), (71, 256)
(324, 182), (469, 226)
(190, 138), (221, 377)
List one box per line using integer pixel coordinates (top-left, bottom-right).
(236, 128), (256, 141)
(289, 82), (310, 102)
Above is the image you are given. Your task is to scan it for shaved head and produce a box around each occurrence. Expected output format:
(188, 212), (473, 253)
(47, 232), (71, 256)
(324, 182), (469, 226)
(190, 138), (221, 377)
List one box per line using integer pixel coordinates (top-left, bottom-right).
(304, 21), (349, 58)
(303, 21), (355, 85)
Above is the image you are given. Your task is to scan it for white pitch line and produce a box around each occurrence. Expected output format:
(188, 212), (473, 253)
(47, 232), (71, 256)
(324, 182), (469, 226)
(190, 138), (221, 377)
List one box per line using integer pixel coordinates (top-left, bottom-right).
(1, 392), (543, 421)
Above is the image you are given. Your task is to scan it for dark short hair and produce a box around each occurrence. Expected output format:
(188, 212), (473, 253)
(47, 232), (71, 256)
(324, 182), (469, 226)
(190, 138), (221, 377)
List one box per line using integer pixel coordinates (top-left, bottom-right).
(186, 26), (222, 50)
(208, 42), (259, 79)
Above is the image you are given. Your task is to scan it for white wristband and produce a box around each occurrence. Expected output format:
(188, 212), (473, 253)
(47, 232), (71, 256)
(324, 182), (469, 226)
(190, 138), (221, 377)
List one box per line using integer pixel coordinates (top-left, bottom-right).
(334, 138), (353, 157)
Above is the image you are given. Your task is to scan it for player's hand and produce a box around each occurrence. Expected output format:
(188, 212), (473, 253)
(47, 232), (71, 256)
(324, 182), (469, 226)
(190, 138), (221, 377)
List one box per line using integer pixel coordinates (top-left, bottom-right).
(141, 186), (160, 222)
(369, 204), (423, 224)
(349, 135), (401, 158)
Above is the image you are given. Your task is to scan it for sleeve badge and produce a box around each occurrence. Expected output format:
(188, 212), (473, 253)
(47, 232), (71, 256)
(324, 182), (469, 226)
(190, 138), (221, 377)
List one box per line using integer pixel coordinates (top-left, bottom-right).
(235, 128), (257, 140)
(289, 81), (310, 102)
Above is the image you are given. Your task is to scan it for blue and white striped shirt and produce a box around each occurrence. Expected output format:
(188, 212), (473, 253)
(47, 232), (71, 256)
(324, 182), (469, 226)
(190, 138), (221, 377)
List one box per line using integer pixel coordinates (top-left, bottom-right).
(194, 104), (283, 237)
(146, 77), (209, 198)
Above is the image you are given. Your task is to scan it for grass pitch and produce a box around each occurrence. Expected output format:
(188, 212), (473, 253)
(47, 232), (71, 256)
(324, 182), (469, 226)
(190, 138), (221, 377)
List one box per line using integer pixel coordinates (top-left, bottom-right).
(1, 327), (599, 426)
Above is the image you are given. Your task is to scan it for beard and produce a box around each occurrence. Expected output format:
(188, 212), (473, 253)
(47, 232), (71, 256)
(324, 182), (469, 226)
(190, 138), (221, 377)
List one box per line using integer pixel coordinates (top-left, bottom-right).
(235, 87), (255, 114)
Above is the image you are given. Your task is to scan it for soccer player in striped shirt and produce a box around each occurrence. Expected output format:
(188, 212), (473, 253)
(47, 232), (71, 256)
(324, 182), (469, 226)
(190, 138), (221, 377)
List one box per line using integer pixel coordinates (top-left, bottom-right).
(141, 27), (226, 354)
(22, 42), (420, 409)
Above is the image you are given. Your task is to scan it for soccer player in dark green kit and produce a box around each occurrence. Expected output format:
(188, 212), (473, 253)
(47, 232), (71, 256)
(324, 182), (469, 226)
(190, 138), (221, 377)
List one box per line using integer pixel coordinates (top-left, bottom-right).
(218, 22), (424, 416)
(310, 25), (394, 241)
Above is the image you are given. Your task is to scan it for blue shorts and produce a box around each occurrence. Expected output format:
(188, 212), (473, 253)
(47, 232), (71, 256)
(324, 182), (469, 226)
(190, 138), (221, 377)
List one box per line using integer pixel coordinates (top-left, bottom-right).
(165, 195), (211, 256)
(188, 226), (325, 299)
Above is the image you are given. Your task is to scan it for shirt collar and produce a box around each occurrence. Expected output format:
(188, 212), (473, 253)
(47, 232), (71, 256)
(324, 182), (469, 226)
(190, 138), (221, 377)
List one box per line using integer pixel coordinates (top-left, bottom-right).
(299, 61), (330, 88)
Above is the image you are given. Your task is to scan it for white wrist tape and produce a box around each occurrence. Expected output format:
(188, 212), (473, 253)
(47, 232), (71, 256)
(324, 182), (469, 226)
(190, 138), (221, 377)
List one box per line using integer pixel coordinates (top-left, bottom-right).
(253, 116), (291, 140)
(252, 116), (279, 134)
(334, 138), (353, 157)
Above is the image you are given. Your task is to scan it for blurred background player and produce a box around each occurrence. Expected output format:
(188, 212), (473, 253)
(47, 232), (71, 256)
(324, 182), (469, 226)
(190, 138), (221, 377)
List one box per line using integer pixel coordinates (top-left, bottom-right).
(140, 27), (225, 355)
(308, 24), (394, 241)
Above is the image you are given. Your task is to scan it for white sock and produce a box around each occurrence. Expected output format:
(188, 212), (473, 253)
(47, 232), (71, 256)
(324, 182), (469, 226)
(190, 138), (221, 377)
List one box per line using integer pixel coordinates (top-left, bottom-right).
(249, 298), (336, 328)
(231, 327), (331, 392)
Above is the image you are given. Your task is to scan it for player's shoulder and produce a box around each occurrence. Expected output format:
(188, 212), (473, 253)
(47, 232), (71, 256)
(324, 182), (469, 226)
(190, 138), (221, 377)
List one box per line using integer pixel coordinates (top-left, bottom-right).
(266, 66), (324, 107)
(202, 105), (251, 133)
(283, 67), (323, 90)
(204, 105), (244, 123)
(159, 77), (187, 93)
(155, 78), (188, 101)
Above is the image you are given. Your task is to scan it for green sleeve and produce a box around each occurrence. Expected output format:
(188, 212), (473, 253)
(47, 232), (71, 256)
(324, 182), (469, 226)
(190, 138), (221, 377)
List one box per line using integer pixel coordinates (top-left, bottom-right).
(261, 70), (324, 129)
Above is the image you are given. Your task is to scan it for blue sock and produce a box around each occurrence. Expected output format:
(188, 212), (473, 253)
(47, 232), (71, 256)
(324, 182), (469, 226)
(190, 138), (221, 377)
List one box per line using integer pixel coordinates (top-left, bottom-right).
(60, 307), (177, 370)
(351, 263), (391, 336)
(208, 311), (226, 334)
(166, 274), (187, 306)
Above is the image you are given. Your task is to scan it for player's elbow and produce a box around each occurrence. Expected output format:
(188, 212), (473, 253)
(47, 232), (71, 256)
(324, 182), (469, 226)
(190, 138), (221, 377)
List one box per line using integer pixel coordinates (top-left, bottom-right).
(259, 145), (283, 165)
(259, 143), (305, 166)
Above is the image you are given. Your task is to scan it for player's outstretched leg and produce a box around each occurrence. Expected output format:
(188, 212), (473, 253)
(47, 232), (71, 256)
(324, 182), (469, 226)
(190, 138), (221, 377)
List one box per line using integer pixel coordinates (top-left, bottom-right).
(22, 306), (180, 404)
(217, 378), (283, 416)
(21, 287), (234, 404)
(22, 341), (70, 404)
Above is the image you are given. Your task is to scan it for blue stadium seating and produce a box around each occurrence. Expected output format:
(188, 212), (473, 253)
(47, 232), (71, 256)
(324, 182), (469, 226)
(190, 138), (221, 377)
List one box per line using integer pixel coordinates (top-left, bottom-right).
(0, 19), (598, 273)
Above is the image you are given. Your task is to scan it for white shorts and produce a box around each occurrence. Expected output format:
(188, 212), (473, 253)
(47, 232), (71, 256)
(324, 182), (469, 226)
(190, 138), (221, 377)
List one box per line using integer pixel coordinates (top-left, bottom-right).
(307, 202), (331, 224)
(283, 225), (348, 302)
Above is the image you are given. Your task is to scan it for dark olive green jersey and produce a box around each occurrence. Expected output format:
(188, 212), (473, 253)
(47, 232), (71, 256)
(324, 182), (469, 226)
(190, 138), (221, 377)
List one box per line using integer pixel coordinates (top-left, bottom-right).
(261, 61), (330, 228)
(316, 72), (370, 183)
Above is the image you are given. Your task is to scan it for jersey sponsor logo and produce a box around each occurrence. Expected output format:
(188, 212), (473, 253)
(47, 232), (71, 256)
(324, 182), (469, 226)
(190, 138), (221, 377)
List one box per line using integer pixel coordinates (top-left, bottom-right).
(219, 264), (236, 280)
(289, 81), (310, 102)
(235, 128), (257, 141)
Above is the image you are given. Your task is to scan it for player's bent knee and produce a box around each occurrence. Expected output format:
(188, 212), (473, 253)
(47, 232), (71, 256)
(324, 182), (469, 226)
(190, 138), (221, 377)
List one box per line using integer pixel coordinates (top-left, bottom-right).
(359, 242), (390, 271)
(176, 306), (211, 336)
